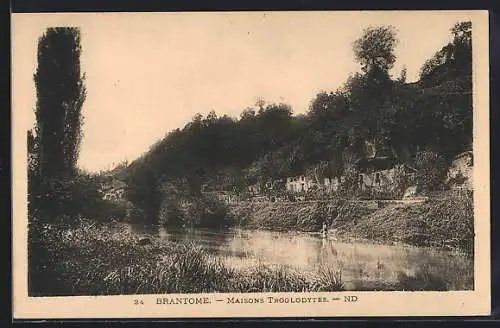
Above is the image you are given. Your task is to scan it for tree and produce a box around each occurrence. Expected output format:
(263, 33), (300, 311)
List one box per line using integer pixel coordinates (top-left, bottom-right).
(240, 107), (256, 120)
(352, 25), (398, 73)
(121, 21), (475, 227)
(28, 27), (88, 296)
(415, 21), (472, 157)
(350, 26), (399, 152)
(29, 27), (87, 222)
(451, 21), (472, 46)
(450, 21), (472, 79)
(33, 27), (86, 179)
(419, 21), (472, 86)
(414, 150), (448, 193)
(397, 66), (407, 84)
(343, 69), (395, 157)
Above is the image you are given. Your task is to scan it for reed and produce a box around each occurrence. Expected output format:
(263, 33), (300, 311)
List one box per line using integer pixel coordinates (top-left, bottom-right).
(28, 219), (345, 296)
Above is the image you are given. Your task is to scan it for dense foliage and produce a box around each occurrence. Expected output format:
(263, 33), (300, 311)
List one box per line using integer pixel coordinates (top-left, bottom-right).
(28, 27), (88, 222)
(26, 23), (474, 296)
(31, 27), (86, 180)
(123, 22), (473, 224)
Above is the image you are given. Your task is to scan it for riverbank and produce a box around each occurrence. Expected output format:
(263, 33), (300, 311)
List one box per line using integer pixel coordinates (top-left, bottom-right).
(28, 211), (473, 296)
(28, 218), (345, 296)
(333, 191), (474, 254)
(227, 191), (474, 254)
(27, 191), (473, 296)
(227, 201), (327, 232)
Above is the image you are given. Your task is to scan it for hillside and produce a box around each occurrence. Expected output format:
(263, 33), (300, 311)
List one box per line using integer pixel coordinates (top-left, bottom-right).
(118, 22), (472, 224)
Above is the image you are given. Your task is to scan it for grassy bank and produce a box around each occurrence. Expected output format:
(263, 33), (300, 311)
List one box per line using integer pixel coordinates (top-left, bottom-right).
(227, 191), (474, 254)
(226, 201), (340, 232)
(27, 192), (473, 295)
(28, 218), (344, 296)
(28, 212), (473, 295)
(334, 191), (474, 254)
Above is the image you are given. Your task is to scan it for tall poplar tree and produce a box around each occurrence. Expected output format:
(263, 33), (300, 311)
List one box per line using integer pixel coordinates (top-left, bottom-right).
(29, 27), (86, 220)
(33, 27), (86, 179)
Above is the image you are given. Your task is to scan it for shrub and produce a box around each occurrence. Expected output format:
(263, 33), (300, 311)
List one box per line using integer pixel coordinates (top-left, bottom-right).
(99, 199), (130, 222)
(392, 164), (415, 198)
(27, 219), (345, 295)
(158, 192), (228, 229)
(28, 172), (108, 223)
(314, 266), (344, 291)
(198, 194), (228, 228)
(414, 150), (448, 193)
(158, 198), (184, 227)
(338, 167), (360, 198)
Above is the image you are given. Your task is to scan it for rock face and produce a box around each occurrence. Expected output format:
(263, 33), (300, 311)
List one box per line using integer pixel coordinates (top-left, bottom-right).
(446, 151), (473, 190)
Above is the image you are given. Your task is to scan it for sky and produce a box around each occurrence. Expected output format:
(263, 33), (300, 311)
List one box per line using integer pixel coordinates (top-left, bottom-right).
(12, 11), (476, 172)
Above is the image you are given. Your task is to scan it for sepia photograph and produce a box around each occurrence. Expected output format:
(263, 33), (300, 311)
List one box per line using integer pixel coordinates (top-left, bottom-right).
(12, 10), (490, 318)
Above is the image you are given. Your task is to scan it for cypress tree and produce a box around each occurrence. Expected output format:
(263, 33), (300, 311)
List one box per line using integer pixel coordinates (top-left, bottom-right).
(33, 27), (86, 179)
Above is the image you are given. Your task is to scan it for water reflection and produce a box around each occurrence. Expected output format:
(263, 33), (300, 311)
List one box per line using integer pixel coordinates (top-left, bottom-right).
(122, 223), (473, 290)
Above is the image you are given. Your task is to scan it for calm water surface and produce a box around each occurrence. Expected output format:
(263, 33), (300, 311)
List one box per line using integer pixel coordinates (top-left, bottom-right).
(123, 223), (473, 290)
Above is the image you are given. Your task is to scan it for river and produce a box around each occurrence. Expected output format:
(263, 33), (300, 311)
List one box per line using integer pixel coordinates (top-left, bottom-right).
(123, 223), (473, 291)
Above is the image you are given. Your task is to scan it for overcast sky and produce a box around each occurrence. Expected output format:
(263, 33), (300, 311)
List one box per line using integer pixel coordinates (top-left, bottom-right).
(12, 11), (474, 172)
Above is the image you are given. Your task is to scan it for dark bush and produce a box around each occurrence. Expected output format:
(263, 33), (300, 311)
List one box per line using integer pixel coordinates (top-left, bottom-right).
(100, 200), (130, 222)
(414, 150), (448, 193)
(158, 193), (228, 229)
(158, 198), (185, 228)
(198, 195), (228, 228)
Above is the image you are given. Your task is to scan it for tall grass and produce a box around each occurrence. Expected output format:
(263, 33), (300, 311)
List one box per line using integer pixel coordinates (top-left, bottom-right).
(29, 204), (473, 296)
(227, 201), (341, 232)
(28, 219), (345, 296)
(336, 191), (474, 254)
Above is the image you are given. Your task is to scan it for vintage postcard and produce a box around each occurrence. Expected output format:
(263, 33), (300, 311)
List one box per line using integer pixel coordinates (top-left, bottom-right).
(12, 10), (490, 319)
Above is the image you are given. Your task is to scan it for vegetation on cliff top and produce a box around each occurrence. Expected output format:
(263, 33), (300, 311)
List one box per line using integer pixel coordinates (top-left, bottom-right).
(119, 22), (472, 225)
(25, 23), (475, 297)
